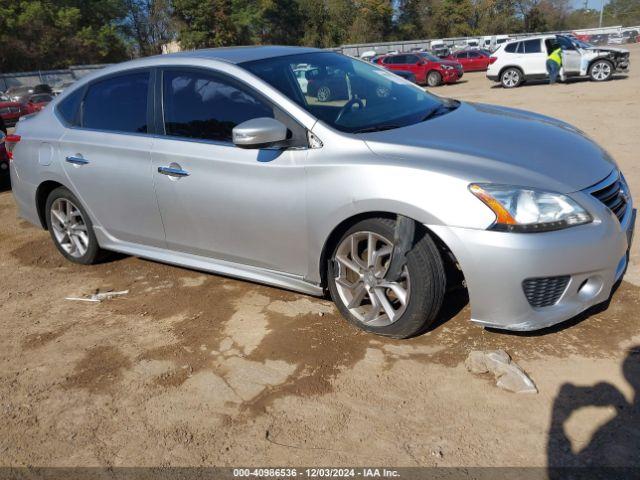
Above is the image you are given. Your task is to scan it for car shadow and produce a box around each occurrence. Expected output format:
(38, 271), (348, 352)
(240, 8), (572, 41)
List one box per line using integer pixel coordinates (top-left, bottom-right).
(547, 345), (640, 475)
(0, 175), (11, 192)
(490, 74), (629, 89)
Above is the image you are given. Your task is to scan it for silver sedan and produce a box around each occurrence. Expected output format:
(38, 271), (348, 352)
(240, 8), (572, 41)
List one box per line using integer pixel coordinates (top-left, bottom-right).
(8, 46), (635, 338)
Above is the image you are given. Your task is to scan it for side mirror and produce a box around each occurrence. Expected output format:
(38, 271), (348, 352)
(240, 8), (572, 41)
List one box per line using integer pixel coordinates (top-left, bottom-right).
(232, 117), (288, 149)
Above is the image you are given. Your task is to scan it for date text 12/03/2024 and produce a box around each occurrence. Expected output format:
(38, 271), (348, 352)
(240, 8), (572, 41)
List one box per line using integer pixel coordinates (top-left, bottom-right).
(233, 468), (400, 478)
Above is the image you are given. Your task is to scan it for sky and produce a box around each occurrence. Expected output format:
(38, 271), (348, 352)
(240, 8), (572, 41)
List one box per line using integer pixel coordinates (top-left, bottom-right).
(571, 0), (608, 10)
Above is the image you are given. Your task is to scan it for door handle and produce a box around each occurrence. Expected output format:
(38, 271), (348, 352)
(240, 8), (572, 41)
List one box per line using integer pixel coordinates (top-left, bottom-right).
(158, 166), (190, 177)
(65, 155), (89, 165)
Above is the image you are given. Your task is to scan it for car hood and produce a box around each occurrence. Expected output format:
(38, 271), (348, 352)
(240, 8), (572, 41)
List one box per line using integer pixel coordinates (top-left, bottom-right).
(362, 102), (616, 193)
(585, 46), (629, 54)
(439, 60), (461, 67)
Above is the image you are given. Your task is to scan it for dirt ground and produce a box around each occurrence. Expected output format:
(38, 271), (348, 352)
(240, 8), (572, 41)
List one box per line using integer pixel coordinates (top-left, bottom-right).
(1, 45), (639, 470)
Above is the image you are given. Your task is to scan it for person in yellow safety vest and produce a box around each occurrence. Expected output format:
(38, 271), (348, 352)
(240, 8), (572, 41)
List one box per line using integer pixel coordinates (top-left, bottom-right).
(547, 47), (562, 85)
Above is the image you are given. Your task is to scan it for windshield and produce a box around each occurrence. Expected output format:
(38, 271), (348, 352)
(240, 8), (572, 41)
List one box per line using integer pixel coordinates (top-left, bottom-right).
(573, 39), (593, 49)
(241, 52), (446, 134)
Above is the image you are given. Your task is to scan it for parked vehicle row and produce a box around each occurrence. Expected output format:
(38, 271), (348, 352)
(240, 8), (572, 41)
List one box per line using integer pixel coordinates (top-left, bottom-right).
(487, 34), (630, 88)
(375, 52), (464, 86)
(0, 92), (53, 127)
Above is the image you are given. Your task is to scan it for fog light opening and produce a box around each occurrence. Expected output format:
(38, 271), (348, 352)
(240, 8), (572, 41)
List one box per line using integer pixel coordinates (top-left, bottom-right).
(577, 276), (604, 301)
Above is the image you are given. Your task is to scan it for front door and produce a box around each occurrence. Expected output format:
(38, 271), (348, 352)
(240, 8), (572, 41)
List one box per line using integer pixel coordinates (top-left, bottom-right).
(59, 71), (165, 247)
(150, 68), (309, 275)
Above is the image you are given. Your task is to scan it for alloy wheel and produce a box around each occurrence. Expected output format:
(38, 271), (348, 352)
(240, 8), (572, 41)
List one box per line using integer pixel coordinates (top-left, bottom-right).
(317, 86), (331, 102)
(592, 61), (611, 81)
(333, 231), (410, 327)
(50, 198), (90, 258)
(502, 69), (519, 87)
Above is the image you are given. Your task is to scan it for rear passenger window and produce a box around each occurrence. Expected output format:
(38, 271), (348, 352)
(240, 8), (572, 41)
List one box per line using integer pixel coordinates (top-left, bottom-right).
(505, 42), (519, 53)
(162, 70), (274, 143)
(523, 39), (542, 53)
(82, 72), (149, 133)
(57, 87), (83, 126)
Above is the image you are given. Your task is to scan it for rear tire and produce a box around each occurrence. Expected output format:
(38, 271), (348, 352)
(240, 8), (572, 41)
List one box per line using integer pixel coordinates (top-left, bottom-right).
(427, 71), (442, 87)
(589, 60), (613, 81)
(501, 67), (522, 88)
(327, 217), (446, 339)
(45, 187), (103, 265)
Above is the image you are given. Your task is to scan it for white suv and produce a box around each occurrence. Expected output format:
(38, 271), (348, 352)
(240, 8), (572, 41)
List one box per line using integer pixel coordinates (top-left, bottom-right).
(487, 34), (630, 88)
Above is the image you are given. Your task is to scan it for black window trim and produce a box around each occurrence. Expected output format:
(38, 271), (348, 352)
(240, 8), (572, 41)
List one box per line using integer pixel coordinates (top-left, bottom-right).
(55, 67), (154, 138)
(155, 65), (308, 149)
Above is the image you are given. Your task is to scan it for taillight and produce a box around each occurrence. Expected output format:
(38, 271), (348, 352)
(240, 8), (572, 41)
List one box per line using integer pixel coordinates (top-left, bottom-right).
(4, 134), (21, 160)
(489, 57), (497, 64)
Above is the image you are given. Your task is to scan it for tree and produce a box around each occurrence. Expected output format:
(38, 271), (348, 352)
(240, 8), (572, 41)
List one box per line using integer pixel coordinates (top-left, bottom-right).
(124, 0), (177, 56)
(395, 0), (426, 39)
(348, 0), (393, 43)
(172, 0), (237, 48)
(0, 0), (130, 72)
(429, 0), (474, 37)
(604, 0), (640, 26)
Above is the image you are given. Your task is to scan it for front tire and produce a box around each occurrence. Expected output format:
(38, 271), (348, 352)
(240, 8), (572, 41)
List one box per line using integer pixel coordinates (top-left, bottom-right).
(426, 71), (442, 87)
(589, 60), (613, 81)
(327, 217), (446, 338)
(45, 187), (102, 265)
(501, 67), (522, 88)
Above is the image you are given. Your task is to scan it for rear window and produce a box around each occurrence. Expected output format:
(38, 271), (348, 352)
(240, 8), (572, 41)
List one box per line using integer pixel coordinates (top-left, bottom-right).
(82, 72), (149, 134)
(523, 39), (542, 53)
(56, 88), (83, 126)
(505, 42), (519, 53)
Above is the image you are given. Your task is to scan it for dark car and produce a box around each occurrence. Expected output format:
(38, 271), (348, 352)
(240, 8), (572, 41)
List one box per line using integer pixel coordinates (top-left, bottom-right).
(0, 126), (8, 177)
(590, 34), (609, 45)
(305, 66), (352, 102)
(391, 70), (417, 83)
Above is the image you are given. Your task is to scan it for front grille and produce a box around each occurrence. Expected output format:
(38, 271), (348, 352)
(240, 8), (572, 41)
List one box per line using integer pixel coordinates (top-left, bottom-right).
(589, 172), (628, 222)
(522, 276), (570, 308)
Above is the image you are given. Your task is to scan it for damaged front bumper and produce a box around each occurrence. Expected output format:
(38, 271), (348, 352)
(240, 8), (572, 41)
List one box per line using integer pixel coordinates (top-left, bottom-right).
(429, 185), (635, 331)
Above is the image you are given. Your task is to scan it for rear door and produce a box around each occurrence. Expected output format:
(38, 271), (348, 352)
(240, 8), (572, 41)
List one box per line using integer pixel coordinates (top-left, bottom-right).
(521, 39), (546, 76)
(455, 52), (470, 70)
(58, 70), (166, 247)
(150, 67), (309, 274)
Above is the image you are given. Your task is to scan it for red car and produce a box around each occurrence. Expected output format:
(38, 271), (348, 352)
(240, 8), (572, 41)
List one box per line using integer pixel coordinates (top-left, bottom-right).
(375, 52), (462, 87)
(0, 96), (25, 127)
(446, 50), (492, 72)
(20, 93), (53, 116)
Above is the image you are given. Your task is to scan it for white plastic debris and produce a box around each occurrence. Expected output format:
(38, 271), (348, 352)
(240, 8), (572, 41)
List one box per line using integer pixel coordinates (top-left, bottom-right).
(65, 290), (129, 303)
(465, 349), (537, 394)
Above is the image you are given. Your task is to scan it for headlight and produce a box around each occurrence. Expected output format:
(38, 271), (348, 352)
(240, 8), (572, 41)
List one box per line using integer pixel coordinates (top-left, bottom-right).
(442, 65), (454, 70)
(469, 184), (592, 233)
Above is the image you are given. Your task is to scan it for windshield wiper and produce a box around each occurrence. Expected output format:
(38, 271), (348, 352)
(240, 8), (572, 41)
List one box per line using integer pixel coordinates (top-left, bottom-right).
(352, 124), (401, 134)
(421, 102), (459, 122)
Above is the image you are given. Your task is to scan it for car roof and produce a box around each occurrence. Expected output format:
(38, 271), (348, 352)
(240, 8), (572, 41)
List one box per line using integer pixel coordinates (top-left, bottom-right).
(160, 45), (322, 64)
(504, 34), (556, 44)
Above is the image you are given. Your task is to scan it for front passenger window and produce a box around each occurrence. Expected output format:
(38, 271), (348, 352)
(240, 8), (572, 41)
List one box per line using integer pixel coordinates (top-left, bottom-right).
(162, 70), (274, 143)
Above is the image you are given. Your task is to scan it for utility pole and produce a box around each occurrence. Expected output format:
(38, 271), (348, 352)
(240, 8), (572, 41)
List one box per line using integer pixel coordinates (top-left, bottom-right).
(599, 0), (605, 28)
